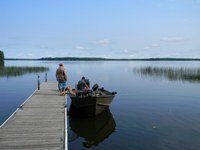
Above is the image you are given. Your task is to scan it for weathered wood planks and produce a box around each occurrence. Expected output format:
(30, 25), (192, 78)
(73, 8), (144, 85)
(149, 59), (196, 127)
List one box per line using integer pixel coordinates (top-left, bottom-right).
(0, 82), (67, 150)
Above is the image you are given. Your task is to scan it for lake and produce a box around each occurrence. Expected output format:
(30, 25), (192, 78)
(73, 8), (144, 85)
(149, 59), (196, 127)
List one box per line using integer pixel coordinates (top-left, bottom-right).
(1, 60), (200, 150)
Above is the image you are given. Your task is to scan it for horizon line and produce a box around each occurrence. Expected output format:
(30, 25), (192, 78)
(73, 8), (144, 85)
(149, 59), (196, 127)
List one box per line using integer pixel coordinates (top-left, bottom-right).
(4, 57), (200, 61)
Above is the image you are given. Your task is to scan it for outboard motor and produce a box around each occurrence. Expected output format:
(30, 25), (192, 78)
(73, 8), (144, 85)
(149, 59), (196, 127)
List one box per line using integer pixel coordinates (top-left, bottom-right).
(92, 84), (99, 91)
(111, 91), (117, 95)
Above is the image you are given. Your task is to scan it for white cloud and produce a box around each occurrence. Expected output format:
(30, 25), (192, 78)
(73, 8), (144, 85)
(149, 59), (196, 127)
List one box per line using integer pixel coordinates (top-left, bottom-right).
(161, 37), (186, 43)
(75, 45), (91, 50)
(75, 45), (86, 50)
(93, 39), (110, 46)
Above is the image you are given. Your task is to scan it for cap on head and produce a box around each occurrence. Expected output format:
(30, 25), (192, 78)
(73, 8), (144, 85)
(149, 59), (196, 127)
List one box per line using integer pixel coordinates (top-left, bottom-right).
(59, 63), (64, 67)
(82, 76), (85, 80)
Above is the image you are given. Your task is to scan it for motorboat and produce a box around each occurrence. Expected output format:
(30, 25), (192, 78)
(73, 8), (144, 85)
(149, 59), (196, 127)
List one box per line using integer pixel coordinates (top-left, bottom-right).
(69, 83), (117, 116)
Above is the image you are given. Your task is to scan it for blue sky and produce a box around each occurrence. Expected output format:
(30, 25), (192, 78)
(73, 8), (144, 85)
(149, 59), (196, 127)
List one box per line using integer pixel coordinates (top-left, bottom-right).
(0, 0), (200, 58)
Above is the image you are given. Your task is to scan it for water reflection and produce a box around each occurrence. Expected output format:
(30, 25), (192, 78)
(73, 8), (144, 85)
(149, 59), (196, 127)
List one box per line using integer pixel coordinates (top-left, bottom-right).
(0, 66), (49, 77)
(68, 106), (116, 148)
(134, 66), (200, 83)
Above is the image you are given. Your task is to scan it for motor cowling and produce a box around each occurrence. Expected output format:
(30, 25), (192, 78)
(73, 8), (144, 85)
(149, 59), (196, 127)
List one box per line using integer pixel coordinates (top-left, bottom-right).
(92, 84), (99, 91)
(111, 91), (117, 95)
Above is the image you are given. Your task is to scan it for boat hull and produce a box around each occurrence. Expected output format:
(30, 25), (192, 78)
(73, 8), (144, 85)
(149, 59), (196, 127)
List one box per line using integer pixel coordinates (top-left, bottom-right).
(70, 95), (115, 115)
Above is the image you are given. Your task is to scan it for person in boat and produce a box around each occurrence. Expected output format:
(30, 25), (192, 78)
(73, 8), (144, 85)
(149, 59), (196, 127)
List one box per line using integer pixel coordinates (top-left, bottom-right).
(65, 85), (76, 96)
(77, 76), (90, 91)
(56, 63), (67, 95)
(65, 77), (90, 96)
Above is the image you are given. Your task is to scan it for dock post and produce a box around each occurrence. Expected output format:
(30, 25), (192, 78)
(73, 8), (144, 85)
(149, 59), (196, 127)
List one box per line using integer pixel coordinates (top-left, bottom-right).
(38, 75), (40, 90)
(45, 72), (47, 82)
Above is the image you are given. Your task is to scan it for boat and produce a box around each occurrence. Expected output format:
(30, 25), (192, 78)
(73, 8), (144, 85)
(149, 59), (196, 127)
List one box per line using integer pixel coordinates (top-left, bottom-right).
(68, 107), (116, 148)
(69, 83), (117, 116)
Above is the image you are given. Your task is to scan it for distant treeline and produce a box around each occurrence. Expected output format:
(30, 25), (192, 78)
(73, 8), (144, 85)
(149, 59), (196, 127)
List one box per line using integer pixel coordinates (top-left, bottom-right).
(0, 50), (4, 66)
(5, 58), (38, 61)
(39, 57), (200, 61)
(5, 57), (200, 61)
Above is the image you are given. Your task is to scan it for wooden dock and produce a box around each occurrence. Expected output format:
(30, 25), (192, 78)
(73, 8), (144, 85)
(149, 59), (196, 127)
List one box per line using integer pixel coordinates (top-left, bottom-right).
(0, 82), (67, 150)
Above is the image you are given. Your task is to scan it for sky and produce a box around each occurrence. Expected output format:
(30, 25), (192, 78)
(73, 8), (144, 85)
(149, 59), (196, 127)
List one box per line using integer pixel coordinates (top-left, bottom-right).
(0, 0), (200, 59)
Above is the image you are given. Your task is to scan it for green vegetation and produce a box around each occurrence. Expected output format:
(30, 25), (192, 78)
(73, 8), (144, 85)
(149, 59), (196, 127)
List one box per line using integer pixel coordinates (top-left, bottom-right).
(0, 50), (4, 66)
(134, 66), (200, 83)
(0, 66), (49, 77)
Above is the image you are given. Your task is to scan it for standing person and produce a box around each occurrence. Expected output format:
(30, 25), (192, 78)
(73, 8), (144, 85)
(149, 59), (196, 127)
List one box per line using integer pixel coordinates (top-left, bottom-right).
(56, 64), (67, 95)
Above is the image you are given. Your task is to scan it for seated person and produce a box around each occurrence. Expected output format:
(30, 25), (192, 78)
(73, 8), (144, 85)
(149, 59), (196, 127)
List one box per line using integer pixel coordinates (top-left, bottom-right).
(66, 85), (91, 96)
(77, 76), (90, 91)
(65, 77), (91, 96)
(65, 77), (90, 96)
(65, 85), (76, 96)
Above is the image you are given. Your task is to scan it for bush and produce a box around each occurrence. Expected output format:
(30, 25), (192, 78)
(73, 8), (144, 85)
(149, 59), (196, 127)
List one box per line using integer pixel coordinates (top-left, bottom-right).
(0, 50), (4, 66)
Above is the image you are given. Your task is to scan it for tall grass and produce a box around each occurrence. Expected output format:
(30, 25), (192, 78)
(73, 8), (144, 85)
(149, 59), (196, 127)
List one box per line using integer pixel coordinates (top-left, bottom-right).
(0, 66), (49, 77)
(134, 66), (200, 83)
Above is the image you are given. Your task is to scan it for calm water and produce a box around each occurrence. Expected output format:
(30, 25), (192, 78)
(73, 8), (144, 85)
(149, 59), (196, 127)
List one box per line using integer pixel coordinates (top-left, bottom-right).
(1, 60), (200, 150)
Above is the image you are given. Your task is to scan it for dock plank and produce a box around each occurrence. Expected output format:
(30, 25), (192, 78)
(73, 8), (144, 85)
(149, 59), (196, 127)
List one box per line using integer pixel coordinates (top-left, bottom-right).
(0, 82), (66, 150)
